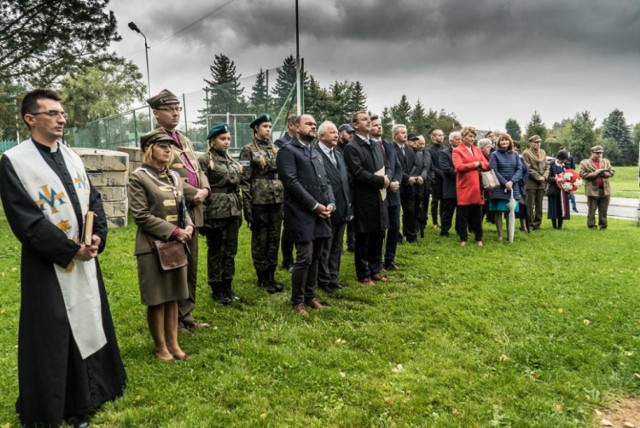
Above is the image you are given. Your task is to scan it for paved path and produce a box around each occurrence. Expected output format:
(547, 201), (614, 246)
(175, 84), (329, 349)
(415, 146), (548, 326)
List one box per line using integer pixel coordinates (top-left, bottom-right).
(543, 194), (639, 221)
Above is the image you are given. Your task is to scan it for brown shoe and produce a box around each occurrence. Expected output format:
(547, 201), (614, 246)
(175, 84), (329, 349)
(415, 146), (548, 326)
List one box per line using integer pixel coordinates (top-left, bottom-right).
(306, 298), (327, 310)
(292, 303), (310, 317)
(371, 273), (390, 283)
(358, 278), (376, 286)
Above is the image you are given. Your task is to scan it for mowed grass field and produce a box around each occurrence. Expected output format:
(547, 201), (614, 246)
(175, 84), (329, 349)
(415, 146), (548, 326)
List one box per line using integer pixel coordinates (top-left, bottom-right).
(1, 171), (640, 427)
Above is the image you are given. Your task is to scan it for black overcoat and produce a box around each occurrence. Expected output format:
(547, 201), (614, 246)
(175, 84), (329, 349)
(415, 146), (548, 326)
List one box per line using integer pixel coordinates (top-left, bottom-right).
(343, 135), (390, 233)
(440, 146), (458, 199)
(316, 144), (351, 224)
(277, 138), (335, 243)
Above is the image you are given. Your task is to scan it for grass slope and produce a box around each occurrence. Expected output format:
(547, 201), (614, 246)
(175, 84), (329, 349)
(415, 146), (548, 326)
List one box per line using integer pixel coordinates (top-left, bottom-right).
(1, 207), (639, 427)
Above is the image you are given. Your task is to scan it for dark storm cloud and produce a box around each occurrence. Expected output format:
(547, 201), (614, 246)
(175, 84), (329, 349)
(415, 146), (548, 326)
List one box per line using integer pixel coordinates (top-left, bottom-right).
(125, 0), (640, 64)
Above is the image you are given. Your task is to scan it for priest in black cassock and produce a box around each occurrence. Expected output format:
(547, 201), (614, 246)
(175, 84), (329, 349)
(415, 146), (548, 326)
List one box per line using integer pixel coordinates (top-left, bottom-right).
(0, 89), (126, 427)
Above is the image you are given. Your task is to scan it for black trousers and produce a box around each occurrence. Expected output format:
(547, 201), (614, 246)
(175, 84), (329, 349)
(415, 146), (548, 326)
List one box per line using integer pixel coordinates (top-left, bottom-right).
(354, 230), (384, 280)
(401, 194), (417, 242)
(440, 198), (458, 237)
(291, 238), (330, 305)
(457, 204), (483, 242)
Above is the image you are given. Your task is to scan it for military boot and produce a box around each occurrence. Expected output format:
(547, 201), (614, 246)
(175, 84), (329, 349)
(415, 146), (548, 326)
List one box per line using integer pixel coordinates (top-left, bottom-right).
(268, 266), (284, 293)
(209, 280), (231, 305)
(223, 277), (240, 301)
(257, 270), (274, 294)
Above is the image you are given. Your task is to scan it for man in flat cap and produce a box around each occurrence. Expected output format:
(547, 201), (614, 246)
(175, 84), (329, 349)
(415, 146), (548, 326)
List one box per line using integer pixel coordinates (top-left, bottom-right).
(522, 134), (549, 230)
(147, 88), (211, 332)
(579, 145), (615, 229)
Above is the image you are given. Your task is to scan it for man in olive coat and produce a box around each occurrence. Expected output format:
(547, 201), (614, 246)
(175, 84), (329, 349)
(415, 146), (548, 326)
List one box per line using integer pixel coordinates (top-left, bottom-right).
(147, 89), (211, 331)
(277, 114), (335, 316)
(579, 145), (615, 229)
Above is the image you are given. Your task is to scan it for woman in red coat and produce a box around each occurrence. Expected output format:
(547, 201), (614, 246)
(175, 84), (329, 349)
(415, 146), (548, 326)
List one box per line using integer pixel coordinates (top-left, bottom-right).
(452, 127), (490, 246)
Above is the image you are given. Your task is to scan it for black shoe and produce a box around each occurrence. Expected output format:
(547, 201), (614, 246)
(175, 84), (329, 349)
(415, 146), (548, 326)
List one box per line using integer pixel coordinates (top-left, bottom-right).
(67, 415), (90, 428)
(268, 266), (284, 292)
(318, 283), (334, 293)
(332, 282), (345, 290)
(222, 278), (240, 301)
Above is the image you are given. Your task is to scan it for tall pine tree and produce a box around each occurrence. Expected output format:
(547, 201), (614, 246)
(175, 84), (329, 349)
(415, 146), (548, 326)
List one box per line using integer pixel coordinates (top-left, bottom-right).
(201, 53), (247, 118)
(602, 109), (635, 165)
(249, 68), (270, 113)
(272, 55), (298, 116)
(409, 100), (428, 135)
(391, 95), (412, 125)
(525, 111), (547, 141)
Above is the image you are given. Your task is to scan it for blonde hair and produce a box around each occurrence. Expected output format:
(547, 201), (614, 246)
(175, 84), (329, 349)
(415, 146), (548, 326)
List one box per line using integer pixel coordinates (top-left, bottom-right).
(461, 126), (477, 137)
(251, 135), (277, 168)
(142, 143), (173, 166)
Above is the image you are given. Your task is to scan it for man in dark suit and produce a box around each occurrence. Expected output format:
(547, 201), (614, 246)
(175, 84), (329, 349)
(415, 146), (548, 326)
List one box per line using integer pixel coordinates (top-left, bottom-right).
(394, 125), (426, 243)
(426, 129), (445, 230)
(336, 123), (356, 252)
(276, 114), (335, 316)
(370, 115), (400, 272)
(343, 111), (391, 286)
(439, 131), (462, 237)
(316, 121), (351, 293)
(276, 114), (299, 271)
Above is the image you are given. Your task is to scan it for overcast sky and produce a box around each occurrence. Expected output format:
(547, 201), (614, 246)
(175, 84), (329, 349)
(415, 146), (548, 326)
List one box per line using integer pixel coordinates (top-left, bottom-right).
(109, 0), (640, 130)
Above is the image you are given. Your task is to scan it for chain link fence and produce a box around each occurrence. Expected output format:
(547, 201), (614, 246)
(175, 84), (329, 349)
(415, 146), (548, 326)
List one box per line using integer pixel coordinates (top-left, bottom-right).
(68, 65), (298, 155)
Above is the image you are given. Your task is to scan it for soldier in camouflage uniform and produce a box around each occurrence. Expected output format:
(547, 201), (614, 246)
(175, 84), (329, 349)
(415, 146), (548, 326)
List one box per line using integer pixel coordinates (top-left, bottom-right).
(198, 124), (244, 305)
(239, 114), (284, 294)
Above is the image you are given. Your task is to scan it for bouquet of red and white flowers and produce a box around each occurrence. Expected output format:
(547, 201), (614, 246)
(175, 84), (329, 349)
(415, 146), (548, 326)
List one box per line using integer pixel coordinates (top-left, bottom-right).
(555, 169), (582, 193)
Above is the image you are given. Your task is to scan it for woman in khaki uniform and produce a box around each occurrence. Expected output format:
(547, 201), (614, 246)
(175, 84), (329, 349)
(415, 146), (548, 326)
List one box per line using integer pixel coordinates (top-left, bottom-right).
(128, 130), (194, 361)
(198, 124), (244, 305)
(239, 114), (285, 294)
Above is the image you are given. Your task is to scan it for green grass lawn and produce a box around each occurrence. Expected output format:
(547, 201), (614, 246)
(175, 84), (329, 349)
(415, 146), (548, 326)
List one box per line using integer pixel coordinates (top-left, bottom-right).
(603, 166), (639, 198)
(1, 207), (640, 427)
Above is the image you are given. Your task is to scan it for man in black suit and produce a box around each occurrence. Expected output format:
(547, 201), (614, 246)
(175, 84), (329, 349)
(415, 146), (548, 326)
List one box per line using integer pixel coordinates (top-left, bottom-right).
(439, 131), (462, 237)
(276, 114), (335, 316)
(394, 125), (427, 243)
(343, 111), (390, 286)
(371, 115), (400, 273)
(336, 123), (356, 252)
(276, 114), (299, 271)
(426, 129), (445, 230)
(316, 121), (352, 293)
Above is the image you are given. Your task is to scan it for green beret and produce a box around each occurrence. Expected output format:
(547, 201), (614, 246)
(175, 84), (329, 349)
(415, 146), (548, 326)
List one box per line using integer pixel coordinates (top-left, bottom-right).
(207, 123), (230, 140)
(140, 129), (174, 151)
(249, 113), (272, 129)
(146, 89), (180, 109)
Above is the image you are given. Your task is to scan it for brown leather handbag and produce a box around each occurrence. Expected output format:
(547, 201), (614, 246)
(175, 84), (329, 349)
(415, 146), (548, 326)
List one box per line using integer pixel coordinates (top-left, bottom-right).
(153, 239), (188, 271)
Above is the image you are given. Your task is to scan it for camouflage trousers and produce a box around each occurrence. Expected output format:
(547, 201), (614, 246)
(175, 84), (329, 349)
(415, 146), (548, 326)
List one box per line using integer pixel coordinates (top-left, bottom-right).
(203, 217), (241, 282)
(251, 203), (282, 272)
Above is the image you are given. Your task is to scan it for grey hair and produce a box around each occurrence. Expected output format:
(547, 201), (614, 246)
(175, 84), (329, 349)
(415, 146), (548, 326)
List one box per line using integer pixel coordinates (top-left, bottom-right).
(477, 138), (492, 149)
(392, 124), (406, 136)
(449, 131), (461, 141)
(317, 120), (337, 138)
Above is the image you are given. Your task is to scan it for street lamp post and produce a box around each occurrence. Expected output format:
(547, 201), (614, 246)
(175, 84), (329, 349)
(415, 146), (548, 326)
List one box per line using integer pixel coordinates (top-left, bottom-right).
(128, 22), (153, 134)
(128, 22), (151, 98)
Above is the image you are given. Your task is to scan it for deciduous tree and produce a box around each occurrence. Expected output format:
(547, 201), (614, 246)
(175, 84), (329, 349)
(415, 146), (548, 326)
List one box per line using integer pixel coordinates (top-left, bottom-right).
(0, 0), (120, 87)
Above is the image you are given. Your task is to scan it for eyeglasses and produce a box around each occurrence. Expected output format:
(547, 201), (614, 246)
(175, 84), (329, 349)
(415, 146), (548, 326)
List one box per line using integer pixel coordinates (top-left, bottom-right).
(30, 110), (68, 119)
(156, 107), (183, 113)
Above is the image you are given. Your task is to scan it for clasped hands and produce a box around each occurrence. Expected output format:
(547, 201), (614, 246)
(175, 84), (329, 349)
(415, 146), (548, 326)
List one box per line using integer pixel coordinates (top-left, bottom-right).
(175, 225), (194, 244)
(314, 204), (334, 219)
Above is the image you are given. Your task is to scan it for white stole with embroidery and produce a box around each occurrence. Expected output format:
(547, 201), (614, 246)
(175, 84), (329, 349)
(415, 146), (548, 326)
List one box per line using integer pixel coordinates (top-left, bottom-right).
(5, 139), (106, 359)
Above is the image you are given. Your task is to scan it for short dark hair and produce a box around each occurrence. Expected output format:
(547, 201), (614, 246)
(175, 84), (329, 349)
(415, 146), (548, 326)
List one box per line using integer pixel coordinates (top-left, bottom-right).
(370, 115), (380, 122)
(21, 89), (63, 126)
(287, 114), (299, 126)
